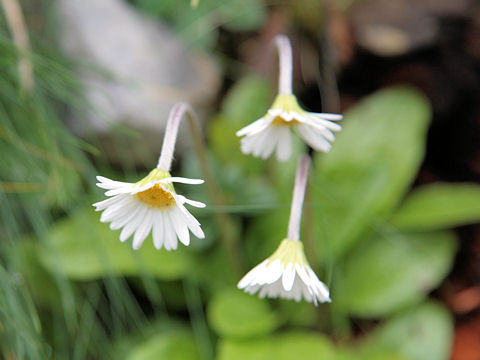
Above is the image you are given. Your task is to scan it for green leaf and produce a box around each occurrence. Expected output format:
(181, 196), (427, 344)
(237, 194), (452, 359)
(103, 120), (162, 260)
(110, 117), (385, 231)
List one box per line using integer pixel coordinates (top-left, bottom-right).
(39, 208), (191, 280)
(209, 75), (271, 174)
(335, 231), (456, 317)
(218, 337), (273, 360)
(362, 301), (453, 360)
(391, 183), (480, 230)
(275, 332), (337, 360)
(218, 332), (337, 360)
(13, 241), (61, 307)
(313, 86), (431, 259)
(222, 75), (271, 125)
(126, 329), (200, 360)
(245, 210), (289, 265)
(207, 289), (280, 339)
(220, 0), (267, 31)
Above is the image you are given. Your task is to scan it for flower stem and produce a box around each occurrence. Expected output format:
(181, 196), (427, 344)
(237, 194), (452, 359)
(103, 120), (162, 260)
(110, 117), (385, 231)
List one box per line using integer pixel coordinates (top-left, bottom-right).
(274, 35), (293, 95)
(287, 155), (311, 241)
(157, 104), (184, 171)
(158, 103), (244, 275)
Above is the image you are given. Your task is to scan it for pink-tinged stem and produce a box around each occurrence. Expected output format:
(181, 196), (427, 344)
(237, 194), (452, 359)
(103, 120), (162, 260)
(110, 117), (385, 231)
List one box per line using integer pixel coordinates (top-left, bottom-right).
(275, 34), (293, 95)
(157, 103), (244, 274)
(287, 155), (311, 241)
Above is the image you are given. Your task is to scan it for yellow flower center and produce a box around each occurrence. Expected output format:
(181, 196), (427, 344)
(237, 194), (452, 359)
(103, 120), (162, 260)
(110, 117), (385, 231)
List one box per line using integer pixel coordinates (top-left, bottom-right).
(136, 184), (175, 208)
(271, 116), (300, 126)
(268, 94), (305, 127)
(134, 168), (176, 208)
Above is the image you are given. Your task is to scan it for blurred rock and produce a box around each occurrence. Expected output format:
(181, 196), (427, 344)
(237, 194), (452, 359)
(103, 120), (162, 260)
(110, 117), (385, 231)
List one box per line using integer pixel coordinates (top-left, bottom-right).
(350, 0), (472, 56)
(56, 0), (220, 161)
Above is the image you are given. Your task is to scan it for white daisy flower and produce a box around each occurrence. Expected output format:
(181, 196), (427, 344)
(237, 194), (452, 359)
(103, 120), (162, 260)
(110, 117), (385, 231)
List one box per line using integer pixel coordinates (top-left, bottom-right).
(236, 35), (342, 162)
(93, 103), (210, 251)
(238, 238), (330, 305)
(93, 168), (205, 250)
(238, 155), (331, 305)
(237, 94), (342, 161)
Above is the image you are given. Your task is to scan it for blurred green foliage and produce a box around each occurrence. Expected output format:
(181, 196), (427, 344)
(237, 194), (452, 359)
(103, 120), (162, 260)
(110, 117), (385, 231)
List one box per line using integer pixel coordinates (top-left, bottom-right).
(2, 3), (480, 359)
(131, 0), (267, 48)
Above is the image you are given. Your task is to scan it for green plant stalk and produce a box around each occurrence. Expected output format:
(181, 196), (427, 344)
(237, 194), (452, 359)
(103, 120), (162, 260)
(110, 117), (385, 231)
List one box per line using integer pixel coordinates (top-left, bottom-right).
(1, 0), (34, 95)
(186, 108), (244, 275)
(183, 278), (213, 360)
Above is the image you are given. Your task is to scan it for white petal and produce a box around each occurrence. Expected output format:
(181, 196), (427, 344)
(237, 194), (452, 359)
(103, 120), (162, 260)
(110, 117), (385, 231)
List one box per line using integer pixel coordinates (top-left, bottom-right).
(152, 211), (164, 250)
(170, 208), (190, 246)
(282, 263), (296, 291)
(303, 120), (336, 142)
(96, 176), (133, 190)
(176, 194), (206, 208)
(236, 117), (268, 137)
(100, 196), (134, 223)
(297, 124), (332, 152)
(263, 260), (283, 284)
(275, 127), (292, 162)
(177, 204), (205, 239)
(132, 209), (153, 250)
(110, 201), (142, 230)
(268, 108), (282, 117)
(159, 177), (204, 185)
(260, 129), (278, 160)
(310, 116), (342, 131)
(238, 260), (268, 289)
(310, 112), (343, 121)
(93, 194), (129, 211)
(251, 126), (274, 157)
(119, 205), (147, 242)
(105, 184), (138, 197)
(282, 111), (294, 121)
(163, 212), (178, 251)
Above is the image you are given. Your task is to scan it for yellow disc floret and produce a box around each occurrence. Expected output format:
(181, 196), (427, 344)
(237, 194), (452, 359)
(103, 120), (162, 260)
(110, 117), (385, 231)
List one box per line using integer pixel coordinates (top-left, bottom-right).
(137, 184), (175, 208)
(271, 116), (300, 126)
(135, 168), (176, 208)
(269, 94), (305, 127)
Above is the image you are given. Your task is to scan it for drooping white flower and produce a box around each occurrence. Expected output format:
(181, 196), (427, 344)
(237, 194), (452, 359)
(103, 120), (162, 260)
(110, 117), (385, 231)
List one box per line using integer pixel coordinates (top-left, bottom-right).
(94, 103), (210, 250)
(93, 168), (205, 251)
(236, 35), (342, 162)
(238, 238), (330, 305)
(238, 155), (331, 305)
(237, 93), (342, 161)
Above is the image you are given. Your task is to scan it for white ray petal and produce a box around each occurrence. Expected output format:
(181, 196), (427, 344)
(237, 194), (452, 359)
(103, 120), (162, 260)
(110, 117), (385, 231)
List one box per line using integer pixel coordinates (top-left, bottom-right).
(164, 212), (178, 251)
(119, 205), (147, 242)
(159, 177), (204, 185)
(282, 263), (296, 291)
(275, 126), (292, 162)
(170, 208), (190, 246)
(110, 201), (143, 230)
(93, 194), (129, 211)
(152, 210), (164, 250)
(132, 209), (153, 250)
(176, 195), (206, 208)
(310, 112), (343, 121)
(236, 117), (266, 136)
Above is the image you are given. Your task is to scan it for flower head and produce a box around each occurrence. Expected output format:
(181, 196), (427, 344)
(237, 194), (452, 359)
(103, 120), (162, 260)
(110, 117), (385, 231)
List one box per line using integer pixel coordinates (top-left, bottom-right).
(238, 238), (330, 305)
(93, 168), (205, 250)
(237, 93), (342, 161)
(236, 35), (342, 162)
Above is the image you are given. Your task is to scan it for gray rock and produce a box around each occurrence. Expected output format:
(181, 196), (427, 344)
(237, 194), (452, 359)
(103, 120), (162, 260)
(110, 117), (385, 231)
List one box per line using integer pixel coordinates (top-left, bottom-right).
(56, 0), (220, 161)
